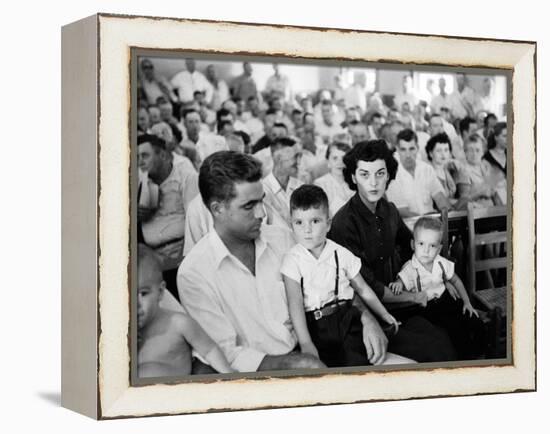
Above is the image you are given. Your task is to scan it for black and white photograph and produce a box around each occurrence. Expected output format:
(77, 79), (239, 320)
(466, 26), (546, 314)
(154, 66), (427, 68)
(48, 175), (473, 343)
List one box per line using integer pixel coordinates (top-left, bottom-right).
(133, 53), (510, 381)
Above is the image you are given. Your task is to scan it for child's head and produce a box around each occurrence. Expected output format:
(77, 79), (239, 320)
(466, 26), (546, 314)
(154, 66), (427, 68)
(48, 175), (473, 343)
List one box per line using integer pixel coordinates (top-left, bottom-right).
(137, 244), (166, 330)
(412, 217), (443, 266)
(290, 185), (331, 253)
(464, 134), (485, 165)
(326, 142), (351, 177)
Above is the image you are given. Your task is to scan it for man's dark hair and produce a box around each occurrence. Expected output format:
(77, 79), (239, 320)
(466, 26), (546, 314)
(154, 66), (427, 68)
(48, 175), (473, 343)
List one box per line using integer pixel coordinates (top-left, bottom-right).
(265, 108), (278, 117)
(426, 133), (452, 161)
(199, 151), (263, 209)
(487, 122), (507, 150)
(270, 137), (295, 153)
(396, 128), (418, 144)
(273, 122), (288, 132)
(326, 141), (352, 159)
(290, 185), (329, 216)
(343, 140), (398, 191)
(459, 116), (477, 135)
(368, 112), (383, 123)
(156, 96), (169, 106)
(216, 108), (233, 122)
(137, 134), (166, 152)
(217, 119), (233, 133)
(484, 113), (497, 127)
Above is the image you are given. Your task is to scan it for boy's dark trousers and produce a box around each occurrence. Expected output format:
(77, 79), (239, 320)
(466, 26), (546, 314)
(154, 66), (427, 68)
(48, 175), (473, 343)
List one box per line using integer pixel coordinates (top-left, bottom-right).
(419, 290), (487, 360)
(306, 302), (371, 368)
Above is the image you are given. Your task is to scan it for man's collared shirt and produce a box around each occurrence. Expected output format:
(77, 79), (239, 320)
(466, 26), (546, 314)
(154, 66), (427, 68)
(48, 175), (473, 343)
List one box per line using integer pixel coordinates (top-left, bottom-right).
(280, 240), (361, 311)
(386, 160), (445, 216)
(177, 226), (297, 372)
(262, 173), (303, 226)
(141, 161), (200, 269)
(328, 195), (413, 298)
(398, 254), (455, 301)
(171, 70), (213, 103)
(314, 173), (354, 217)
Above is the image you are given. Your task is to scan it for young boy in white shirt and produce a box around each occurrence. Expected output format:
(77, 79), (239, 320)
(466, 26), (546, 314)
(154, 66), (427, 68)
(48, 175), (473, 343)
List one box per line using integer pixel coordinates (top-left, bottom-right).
(389, 217), (486, 360)
(137, 244), (234, 377)
(281, 185), (399, 367)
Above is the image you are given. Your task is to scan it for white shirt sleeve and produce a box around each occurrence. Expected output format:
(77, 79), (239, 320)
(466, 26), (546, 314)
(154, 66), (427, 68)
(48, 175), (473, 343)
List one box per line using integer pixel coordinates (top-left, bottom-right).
(339, 246), (362, 280)
(280, 251), (302, 283)
(397, 260), (417, 292)
(436, 256), (455, 280)
(177, 265), (267, 372)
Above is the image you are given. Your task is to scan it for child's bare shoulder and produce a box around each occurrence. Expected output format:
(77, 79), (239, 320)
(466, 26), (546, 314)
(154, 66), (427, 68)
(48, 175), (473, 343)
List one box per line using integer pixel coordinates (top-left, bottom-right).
(164, 309), (196, 333)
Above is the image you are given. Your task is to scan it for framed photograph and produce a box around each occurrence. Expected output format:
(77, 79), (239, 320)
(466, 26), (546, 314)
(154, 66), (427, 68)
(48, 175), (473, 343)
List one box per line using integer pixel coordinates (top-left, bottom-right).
(61, 13), (536, 419)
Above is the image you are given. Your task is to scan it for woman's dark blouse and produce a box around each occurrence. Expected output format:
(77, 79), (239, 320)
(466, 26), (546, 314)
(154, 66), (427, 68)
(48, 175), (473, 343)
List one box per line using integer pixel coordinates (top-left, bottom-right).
(328, 194), (413, 299)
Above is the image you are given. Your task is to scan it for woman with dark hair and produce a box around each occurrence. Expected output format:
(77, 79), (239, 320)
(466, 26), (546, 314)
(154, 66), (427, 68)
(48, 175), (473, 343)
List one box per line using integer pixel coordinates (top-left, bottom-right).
(425, 132), (471, 210)
(483, 122), (507, 204)
(328, 140), (456, 363)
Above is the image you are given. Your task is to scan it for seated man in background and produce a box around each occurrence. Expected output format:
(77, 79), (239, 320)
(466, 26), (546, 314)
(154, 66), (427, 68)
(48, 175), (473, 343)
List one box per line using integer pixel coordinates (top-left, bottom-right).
(261, 137), (304, 226)
(386, 129), (450, 217)
(137, 134), (199, 299)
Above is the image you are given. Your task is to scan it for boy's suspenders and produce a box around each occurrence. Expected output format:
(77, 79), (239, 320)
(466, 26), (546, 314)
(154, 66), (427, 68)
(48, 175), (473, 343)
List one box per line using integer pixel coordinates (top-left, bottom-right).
(300, 250), (340, 303)
(415, 261), (448, 292)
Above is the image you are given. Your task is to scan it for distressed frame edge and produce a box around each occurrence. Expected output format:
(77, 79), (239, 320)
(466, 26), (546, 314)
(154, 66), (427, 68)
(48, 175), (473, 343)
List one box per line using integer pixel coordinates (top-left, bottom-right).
(61, 13), (101, 419)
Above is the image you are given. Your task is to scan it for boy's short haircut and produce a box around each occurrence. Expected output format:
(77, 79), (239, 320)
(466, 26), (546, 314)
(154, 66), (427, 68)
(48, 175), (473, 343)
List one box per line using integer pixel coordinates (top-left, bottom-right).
(289, 184), (329, 216)
(325, 141), (352, 159)
(137, 134), (166, 152)
(425, 132), (452, 161)
(199, 151), (263, 209)
(137, 243), (163, 284)
(413, 217), (444, 242)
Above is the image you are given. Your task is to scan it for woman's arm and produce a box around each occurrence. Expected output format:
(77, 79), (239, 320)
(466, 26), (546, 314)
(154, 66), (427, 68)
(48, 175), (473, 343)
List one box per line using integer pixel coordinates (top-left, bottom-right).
(282, 275), (319, 358)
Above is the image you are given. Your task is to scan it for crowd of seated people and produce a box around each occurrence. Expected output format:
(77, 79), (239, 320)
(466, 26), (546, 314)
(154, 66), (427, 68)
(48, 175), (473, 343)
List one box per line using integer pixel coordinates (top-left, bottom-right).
(136, 58), (508, 377)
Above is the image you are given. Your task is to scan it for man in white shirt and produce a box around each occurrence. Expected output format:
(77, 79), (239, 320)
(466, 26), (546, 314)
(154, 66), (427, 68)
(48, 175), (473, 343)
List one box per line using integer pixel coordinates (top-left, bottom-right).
(264, 63), (293, 104)
(177, 151), (326, 372)
(138, 134), (199, 298)
(447, 73), (481, 121)
(262, 137), (304, 226)
(430, 77), (452, 116)
(171, 58), (213, 104)
(205, 64), (230, 111)
(343, 70), (367, 114)
(180, 109), (228, 163)
(315, 101), (345, 146)
(386, 129), (450, 217)
(394, 75), (419, 112)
